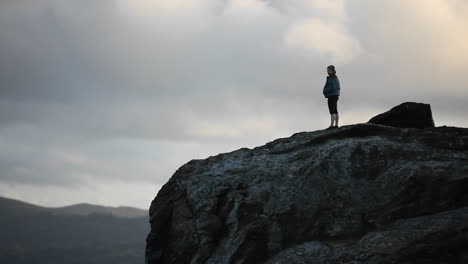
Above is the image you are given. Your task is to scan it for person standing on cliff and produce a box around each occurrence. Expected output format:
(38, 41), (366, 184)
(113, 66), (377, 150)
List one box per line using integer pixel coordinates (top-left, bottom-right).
(323, 65), (340, 129)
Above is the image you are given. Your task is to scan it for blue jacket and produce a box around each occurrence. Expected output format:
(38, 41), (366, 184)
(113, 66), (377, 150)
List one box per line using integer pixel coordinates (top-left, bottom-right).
(323, 74), (340, 98)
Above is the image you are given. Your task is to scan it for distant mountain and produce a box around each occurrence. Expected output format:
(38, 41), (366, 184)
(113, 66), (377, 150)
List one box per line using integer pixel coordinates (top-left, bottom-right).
(0, 196), (149, 264)
(52, 203), (147, 218)
(0, 196), (49, 215)
(0, 196), (147, 218)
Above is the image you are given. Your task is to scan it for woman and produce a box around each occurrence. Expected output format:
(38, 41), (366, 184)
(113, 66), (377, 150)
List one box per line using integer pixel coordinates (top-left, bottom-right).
(323, 65), (340, 129)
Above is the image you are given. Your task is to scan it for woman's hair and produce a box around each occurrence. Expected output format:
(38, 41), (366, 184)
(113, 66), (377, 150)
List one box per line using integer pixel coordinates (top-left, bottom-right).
(327, 65), (336, 74)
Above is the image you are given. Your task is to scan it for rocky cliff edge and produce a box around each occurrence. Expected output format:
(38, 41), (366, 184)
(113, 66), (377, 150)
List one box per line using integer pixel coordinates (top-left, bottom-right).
(146, 102), (468, 264)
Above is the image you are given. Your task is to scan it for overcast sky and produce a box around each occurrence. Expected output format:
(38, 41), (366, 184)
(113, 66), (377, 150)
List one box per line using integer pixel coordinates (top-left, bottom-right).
(1, 0), (467, 209)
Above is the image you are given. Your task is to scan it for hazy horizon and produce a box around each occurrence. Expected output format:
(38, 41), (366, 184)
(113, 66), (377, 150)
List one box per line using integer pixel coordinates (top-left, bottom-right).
(1, 0), (467, 209)
(0, 194), (147, 210)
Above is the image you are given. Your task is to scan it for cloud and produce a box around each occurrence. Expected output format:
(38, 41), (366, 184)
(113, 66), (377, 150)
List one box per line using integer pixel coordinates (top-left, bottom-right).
(346, 0), (468, 96)
(284, 17), (362, 63)
(0, 0), (467, 207)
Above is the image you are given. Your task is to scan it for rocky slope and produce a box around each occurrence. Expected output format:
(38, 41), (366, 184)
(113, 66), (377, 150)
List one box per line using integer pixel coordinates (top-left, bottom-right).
(145, 102), (468, 264)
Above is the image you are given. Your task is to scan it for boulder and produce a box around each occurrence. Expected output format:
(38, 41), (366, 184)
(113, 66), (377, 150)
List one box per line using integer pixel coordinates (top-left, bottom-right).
(368, 102), (435, 128)
(145, 103), (468, 264)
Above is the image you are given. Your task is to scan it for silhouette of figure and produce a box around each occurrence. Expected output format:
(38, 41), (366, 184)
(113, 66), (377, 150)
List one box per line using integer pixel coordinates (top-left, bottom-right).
(323, 65), (340, 129)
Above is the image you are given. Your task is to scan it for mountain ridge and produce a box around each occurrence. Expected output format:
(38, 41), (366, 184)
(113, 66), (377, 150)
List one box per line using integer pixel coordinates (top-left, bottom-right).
(0, 196), (149, 264)
(0, 195), (147, 218)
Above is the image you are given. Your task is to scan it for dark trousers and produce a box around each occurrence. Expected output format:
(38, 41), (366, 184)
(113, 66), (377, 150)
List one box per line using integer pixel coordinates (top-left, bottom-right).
(327, 96), (339, 114)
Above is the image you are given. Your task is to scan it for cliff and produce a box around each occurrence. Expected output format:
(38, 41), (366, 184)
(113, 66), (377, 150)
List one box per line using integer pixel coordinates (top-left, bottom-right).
(145, 102), (468, 264)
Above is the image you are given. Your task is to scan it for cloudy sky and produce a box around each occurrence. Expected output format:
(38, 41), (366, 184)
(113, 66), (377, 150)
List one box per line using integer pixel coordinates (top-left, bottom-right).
(1, 0), (467, 209)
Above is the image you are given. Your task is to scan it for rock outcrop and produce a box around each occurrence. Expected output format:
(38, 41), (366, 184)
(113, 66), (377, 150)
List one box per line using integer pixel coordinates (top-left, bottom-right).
(145, 102), (468, 264)
(368, 102), (435, 129)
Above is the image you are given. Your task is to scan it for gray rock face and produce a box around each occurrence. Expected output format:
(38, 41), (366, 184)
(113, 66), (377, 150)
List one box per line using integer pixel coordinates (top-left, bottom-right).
(368, 102), (435, 129)
(145, 105), (468, 264)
